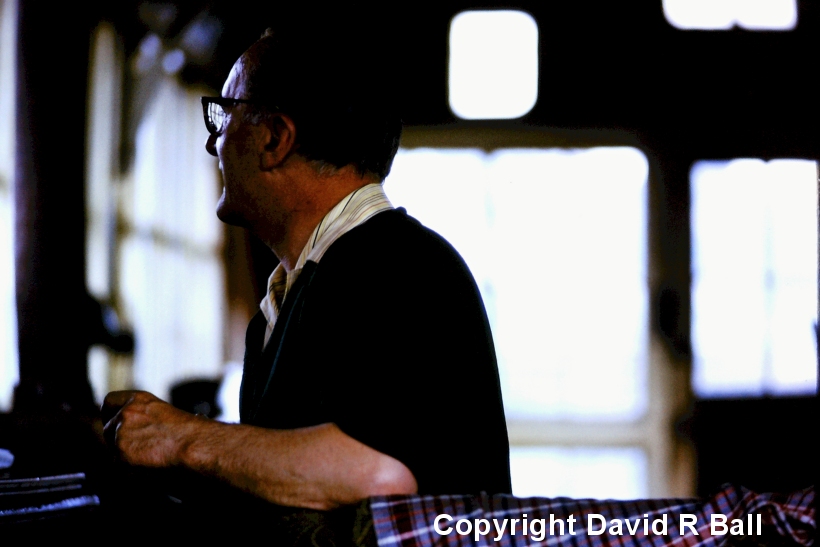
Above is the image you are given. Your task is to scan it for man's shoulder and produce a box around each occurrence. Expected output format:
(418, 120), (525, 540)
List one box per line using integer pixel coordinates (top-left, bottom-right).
(319, 208), (468, 273)
(304, 206), (486, 318)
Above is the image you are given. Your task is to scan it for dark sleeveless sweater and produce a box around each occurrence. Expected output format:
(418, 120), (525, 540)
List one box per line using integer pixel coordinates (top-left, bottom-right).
(240, 208), (511, 496)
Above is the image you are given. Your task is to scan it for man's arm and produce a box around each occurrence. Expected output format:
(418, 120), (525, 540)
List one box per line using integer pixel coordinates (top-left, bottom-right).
(101, 391), (418, 510)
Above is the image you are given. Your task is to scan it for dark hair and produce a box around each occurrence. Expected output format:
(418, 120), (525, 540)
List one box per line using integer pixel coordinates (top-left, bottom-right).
(242, 12), (402, 181)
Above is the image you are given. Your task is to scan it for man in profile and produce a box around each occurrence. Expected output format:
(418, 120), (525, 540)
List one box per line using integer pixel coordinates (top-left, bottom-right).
(102, 10), (510, 513)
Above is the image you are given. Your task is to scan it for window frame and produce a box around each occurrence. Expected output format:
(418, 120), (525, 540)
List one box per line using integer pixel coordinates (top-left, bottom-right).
(396, 126), (693, 498)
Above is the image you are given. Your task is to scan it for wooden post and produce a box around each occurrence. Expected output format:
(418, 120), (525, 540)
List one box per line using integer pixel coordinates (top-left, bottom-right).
(13, 1), (95, 413)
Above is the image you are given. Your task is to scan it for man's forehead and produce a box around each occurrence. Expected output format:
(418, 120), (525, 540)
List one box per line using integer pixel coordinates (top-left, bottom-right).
(221, 61), (248, 99)
(222, 41), (272, 99)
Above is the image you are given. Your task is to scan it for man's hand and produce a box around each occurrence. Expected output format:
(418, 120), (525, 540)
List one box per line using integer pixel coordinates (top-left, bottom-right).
(102, 390), (207, 468)
(100, 390), (417, 510)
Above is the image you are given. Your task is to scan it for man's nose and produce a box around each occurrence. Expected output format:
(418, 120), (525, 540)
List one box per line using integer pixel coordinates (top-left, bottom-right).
(205, 134), (218, 157)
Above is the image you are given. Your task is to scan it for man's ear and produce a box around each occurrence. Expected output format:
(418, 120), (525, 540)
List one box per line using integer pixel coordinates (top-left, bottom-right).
(260, 113), (297, 171)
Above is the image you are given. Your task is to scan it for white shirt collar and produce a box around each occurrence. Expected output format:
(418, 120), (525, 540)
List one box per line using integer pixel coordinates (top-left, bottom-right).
(259, 183), (394, 343)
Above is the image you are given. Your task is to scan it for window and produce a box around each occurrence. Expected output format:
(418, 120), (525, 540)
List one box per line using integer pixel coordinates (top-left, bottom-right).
(691, 158), (818, 397)
(663, 0), (798, 31)
(0, 0), (18, 411)
(117, 79), (226, 400)
(85, 23), (120, 402)
(85, 24), (226, 402)
(448, 10), (539, 120)
(385, 143), (671, 499)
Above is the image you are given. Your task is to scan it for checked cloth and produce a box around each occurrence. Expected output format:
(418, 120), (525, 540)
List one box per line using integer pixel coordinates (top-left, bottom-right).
(369, 485), (814, 547)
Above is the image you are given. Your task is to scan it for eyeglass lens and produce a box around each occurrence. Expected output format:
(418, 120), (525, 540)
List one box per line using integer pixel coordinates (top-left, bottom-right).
(207, 102), (226, 134)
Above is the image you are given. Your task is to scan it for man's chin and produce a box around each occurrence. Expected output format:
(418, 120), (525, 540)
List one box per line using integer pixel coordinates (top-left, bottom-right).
(216, 204), (251, 228)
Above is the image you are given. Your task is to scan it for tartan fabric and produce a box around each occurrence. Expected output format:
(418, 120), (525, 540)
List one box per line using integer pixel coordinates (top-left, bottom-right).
(369, 485), (814, 547)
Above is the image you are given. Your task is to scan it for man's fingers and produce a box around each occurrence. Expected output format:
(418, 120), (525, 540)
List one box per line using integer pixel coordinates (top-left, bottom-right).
(102, 411), (122, 448)
(101, 390), (135, 423)
(100, 390), (154, 424)
(98, 392), (193, 469)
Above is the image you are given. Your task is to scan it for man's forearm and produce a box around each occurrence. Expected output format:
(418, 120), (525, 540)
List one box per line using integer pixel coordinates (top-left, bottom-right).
(102, 391), (417, 510)
(181, 420), (417, 509)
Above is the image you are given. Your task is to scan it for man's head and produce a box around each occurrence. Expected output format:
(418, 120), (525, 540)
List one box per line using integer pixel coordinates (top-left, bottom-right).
(239, 21), (403, 181)
(204, 10), (401, 243)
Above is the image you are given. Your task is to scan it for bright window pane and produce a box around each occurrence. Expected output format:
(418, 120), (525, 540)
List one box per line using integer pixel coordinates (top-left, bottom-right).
(386, 147), (649, 421)
(663, 0), (797, 30)
(448, 10), (538, 119)
(0, 193), (17, 411)
(120, 78), (225, 400)
(510, 446), (648, 499)
(0, 0), (18, 411)
(691, 159), (818, 397)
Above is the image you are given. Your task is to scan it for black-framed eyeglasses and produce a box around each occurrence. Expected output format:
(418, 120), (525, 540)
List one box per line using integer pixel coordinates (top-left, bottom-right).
(201, 96), (265, 136)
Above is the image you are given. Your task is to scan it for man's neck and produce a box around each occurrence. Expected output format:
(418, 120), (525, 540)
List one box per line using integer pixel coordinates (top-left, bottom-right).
(266, 164), (380, 272)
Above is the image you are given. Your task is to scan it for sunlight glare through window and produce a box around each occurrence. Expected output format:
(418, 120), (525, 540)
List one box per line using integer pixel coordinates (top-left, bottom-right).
(510, 447), (648, 500)
(385, 147), (649, 421)
(448, 11), (539, 120)
(691, 159), (818, 397)
(0, 0), (18, 411)
(663, 0), (797, 30)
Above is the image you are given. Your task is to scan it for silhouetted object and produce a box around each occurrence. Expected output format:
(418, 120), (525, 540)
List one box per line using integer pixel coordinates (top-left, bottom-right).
(656, 286), (691, 358)
(82, 293), (135, 355)
(170, 380), (221, 418)
(687, 397), (816, 497)
(13, 0), (95, 415)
